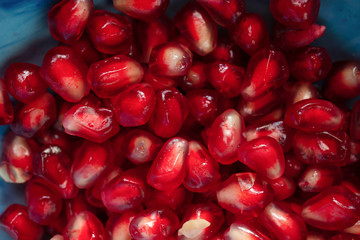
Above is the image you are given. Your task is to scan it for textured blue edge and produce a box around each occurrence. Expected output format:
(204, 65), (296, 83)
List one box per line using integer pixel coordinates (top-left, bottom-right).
(0, 0), (359, 239)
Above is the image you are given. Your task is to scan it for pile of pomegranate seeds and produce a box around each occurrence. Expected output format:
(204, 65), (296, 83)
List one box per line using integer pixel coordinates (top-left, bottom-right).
(0, 0), (360, 239)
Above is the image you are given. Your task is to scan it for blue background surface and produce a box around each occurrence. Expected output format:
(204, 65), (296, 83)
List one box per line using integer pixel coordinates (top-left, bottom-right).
(0, 0), (359, 239)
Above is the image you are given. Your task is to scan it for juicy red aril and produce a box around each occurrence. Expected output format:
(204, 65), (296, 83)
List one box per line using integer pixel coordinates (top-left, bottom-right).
(87, 55), (144, 99)
(224, 221), (270, 240)
(111, 83), (155, 127)
(86, 10), (133, 55)
(180, 61), (208, 91)
(230, 13), (270, 56)
(292, 130), (351, 166)
(298, 166), (342, 193)
(175, 2), (217, 56)
(40, 46), (89, 102)
(36, 129), (76, 156)
(106, 210), (138, 240)
(216, 172), (274, 217)
(143, 67), (178, 91)
(0, 204), (43, 240)
(64, 193), (94, 220)
(204, 36), (244, 65)
(4, 62), (48, 104)
(48, 0), (94, 44)
(350, 99), (360, 140)
(283, 80), (319, 108)
(207, 109), (245, 164)
(302, 186), (360, 230)
(270, 0), (320, 29)
(266, 175), (296, 201)
(238, 136), (285, 180)
(113, 0), (169, 21)
(241, 48), (289, 101)
(284, 152), (305, 180)
(284, 99), (344, 132)
(10, 92), (57, 138)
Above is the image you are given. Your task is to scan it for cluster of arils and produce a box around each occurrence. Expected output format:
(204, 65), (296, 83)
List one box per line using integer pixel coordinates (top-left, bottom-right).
(0, 0), (360, 239)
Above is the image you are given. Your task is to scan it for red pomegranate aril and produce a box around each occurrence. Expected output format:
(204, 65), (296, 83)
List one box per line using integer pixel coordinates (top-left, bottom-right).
(267, 175), (296, 200)
(284, 80), (319, 108)
(41, 46), (89, 103)
(260, 201), (307, 240)
(147, 137), (189, 191)
(350, 100), (360, 140)
(48, 0), (93, 44)
(302, 186), (360, 230)
(216, 172), (274, 217)
(230, 13), (270, 56)
(204, 37), (244, 65)
(208, 109), (245, 164)
(206, 61), (245, 98)
(224, 221), (270, 240)
(175, 2), (217, 56)
(241, 48), (289, 101)
(0, 132), (37, 183)
(37, 129), (77, 156)
(86, 10), (133, 55)
(178, 202), (224, 240)
(324, 61), (360, 100)
(0, 204), (43, 240)
(238, 136), (285, 180)
(65, 193), (93, 220)
(288, 46), (332, 82)
(106, 210), (138, 240)
(111, 83), (155, 127)
(4, 62), (48, 104)
(196, 0), (245, 27)
(148, 87), (189, 138)
(62, 101), (119, 143)
(270, 0), (320, 29)
(25, 178), (63, 225)
(113, 0), (169, 21)
(180, 61), (208, 91)
(143, 67), (178, 91)
(285, 99), (344, 132)
(149, 41), (193, 78)
(246, 120), (294, 152)
(284, 152), (305, 180)
(184, 140), (220, 193)
(250, 106), (285, 125)
(101, 167), (148, 213)
(63, 211), (106, 240)
(344, 220), (360, 236)
(10, 92), (57, 138)
(298, 166), (342, 193)
(87, 55), (144, 98)
(273, 22), (326, 51)
(292, 130), (351, 166)
(33, 145), (78, 199)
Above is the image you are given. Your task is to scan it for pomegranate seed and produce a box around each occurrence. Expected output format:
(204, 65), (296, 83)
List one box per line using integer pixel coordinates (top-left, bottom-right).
(260, 201), (308, 240)
(87, 55), (144, 99)
(65, 193), (94, 220)
(184, 140), (220, 193)
(106, 210), (138, 240)
(238, 136), (285, 180)
(350, 139), (360, 163)
(86, 10), (133, 55)
(4, 63), (48, 104)
(266, 175), (296, 200)
(48, 0), (93, 43)
(284, 152), (305, 180)
(216, 172), (274, 217)
(10, 93), (57, 138)
(241, 48), (289, 101)
(25, 178), (63, 225)
(298, 166), (342, 192)
(230, 13), (270, 56)
(143, 67), (178, 91)
(148, 87), (189, 138)
(0, 76), (13, 125)
(36, 129), (77, 156)
(206, 61), (245, 98)
(273, 22), (326, 51)
(270, 0), (320, 29)
(207, 109), (245, 164)
(284, 99), (344, 132)
(302, 186), (360, 230)
(288, 46), (332, 82)
(196, 0), (245, 27)
(40, 46), (89, 102)
(0, 204), (43, 240)
(283, 80), (319, 108)
(111, 83), (155, 127)
(63, 211), (106, 240)
(33, 145), (78, 199)
(324, 61), (360, 100)
(101, 167), (148, 213)
(113, 0), (169, 21)
(179, 61), (208, 91)
(250, 106), (285, 125)
(62, 100), (120, 143)
(224, 221), (270, 240)
(147, 137), (189, 190)
(175, 2), (217, 56)
(204, 36), (244, 65)
(0, 132), (37, 183)
(350, 100), (360, 140)
(178, 202), (224, 240)
(292, 130), (351, 166)
(149, 41), (193, 77)
(129, 208), (179, 240)
(344, 220), (360, 236)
